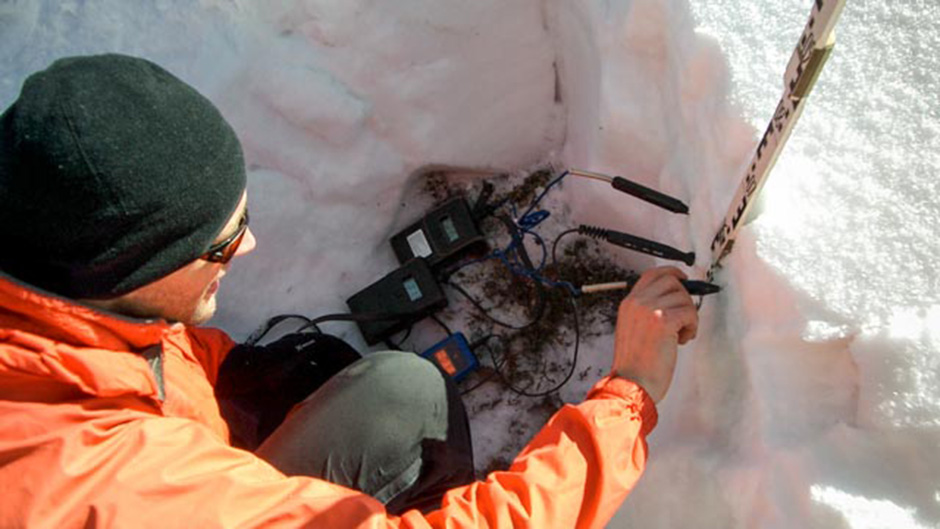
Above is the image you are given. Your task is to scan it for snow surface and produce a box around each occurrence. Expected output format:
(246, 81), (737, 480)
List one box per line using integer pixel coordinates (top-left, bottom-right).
(2, 0), (938, 527)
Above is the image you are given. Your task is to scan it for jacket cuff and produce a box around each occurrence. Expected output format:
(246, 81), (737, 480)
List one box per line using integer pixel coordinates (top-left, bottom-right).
(587, 376), (659, 437)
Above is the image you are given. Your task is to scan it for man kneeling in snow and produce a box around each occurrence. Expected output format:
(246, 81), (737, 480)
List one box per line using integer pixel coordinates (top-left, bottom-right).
(0, 54), (699, 528)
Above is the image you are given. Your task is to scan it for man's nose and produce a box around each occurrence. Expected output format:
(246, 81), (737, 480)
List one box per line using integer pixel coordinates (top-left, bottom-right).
(235, 228), (257, 257)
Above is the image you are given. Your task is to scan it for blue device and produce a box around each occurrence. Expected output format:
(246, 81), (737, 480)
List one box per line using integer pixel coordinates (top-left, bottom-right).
(420, 333), (478, 382)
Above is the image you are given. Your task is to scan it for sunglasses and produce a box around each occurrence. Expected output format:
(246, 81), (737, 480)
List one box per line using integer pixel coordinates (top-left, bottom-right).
(202, 209), (249, 264)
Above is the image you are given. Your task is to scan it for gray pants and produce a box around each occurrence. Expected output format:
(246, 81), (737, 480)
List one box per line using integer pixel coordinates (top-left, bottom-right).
(251, 351), (475, 514)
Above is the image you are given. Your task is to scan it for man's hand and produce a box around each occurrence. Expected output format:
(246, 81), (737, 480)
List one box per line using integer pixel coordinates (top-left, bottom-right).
(612, 267), (699, 403)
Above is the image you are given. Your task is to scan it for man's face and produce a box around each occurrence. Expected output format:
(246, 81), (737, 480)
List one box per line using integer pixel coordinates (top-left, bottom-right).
(108, 192), (256, 325)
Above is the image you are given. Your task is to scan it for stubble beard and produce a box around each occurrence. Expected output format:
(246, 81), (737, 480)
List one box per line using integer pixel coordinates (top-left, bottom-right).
(189, 292), (217, 325)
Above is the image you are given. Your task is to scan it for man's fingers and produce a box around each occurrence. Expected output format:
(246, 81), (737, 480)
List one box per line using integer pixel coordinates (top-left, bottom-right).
(664, 304), (699, 342)
(613, 267), (699, 404)
(623, 266), (700, 344)
(656, 290), (696, 311)
(636, 272), (688, 300)
(633, 266), (688, 291)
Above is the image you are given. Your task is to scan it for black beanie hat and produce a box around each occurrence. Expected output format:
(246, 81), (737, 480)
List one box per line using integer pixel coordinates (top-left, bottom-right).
(0, 54), (247, 299)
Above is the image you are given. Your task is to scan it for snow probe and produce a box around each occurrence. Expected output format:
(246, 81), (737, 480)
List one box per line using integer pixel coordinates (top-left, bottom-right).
(580, 278), (721, 297)
(578, 224), (696, 266)
(562, 168), (698, 266)
(568, 169), (689, 214)
(708, 0), (847, 279)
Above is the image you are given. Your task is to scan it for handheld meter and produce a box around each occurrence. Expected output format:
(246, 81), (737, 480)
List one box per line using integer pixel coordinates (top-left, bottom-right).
(420, 333), (478, 382)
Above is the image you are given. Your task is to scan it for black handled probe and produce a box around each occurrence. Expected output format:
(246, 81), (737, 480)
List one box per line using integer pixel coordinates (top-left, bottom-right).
(579, 225), (696, 266)
(569, 169), (689, 214)
(581, 278), (721, 297)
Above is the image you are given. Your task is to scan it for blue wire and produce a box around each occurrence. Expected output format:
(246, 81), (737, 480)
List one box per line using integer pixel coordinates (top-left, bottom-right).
(517, 170), (570, 227)
(504, 170), (574, 291)
(527, 230), (549, 272)
(517, 210), (550, 231)
(452, 169), (578, 296)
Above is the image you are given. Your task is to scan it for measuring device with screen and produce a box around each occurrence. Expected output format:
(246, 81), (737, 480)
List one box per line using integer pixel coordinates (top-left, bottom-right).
(420, 333), (478, 382)
(390, 197), (488, 270)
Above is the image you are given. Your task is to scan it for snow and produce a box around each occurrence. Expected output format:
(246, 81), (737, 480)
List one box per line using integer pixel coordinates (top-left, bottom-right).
(2, 0), (939, 527)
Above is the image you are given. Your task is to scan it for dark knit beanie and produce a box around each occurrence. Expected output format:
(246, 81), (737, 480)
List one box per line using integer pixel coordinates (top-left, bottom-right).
(0, 54), (247, 299)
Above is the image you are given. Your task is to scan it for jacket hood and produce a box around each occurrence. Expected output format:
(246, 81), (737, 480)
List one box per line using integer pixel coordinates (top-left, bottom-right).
(0, 274), (171, 400)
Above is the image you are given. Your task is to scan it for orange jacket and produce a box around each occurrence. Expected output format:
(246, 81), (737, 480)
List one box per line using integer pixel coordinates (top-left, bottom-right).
(0, 275), (657, 528)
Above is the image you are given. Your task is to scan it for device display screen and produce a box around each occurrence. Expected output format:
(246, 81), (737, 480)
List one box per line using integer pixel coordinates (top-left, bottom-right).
(433, 349), (458, 376)
(403, 277), (423, 301)
(441, 216), (460, 243)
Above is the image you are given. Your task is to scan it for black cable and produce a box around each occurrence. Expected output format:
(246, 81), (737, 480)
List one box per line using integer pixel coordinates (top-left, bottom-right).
(460, 371), (500, 396)
(384, 326), (415, 351)
(550, 228), (581, 266)
(445, 279), (545, 331)
(252, 306), (437, 345)
(490, 295), (581, 398)
(459, 334), (502, 395)
(468, 335), (493, 350)
(392, 325), (414, 348)
(246, 314), (314, 346)
(471, 181), (497, 221)
(292, 310), (427, 336)
(430, 314), (452, 336)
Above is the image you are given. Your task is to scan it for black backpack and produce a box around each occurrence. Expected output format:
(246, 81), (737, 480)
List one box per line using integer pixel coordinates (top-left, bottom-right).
(215, 331), (361, 450)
